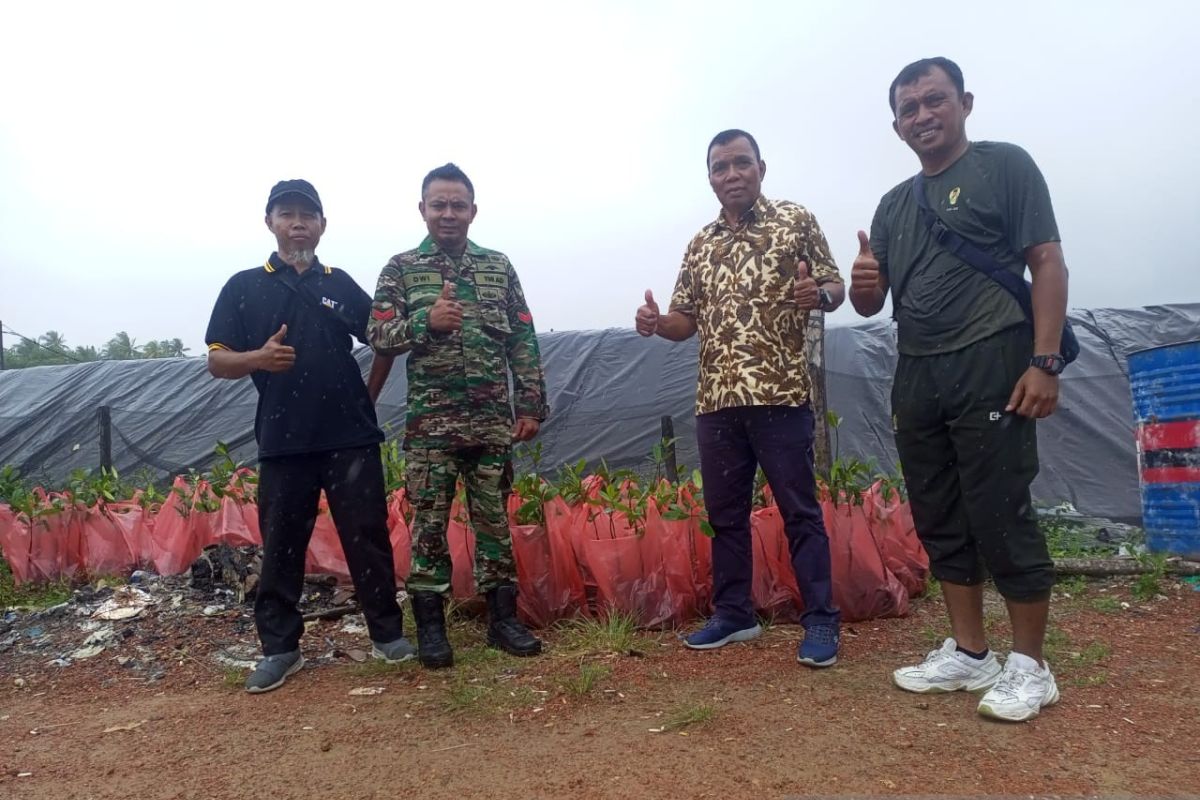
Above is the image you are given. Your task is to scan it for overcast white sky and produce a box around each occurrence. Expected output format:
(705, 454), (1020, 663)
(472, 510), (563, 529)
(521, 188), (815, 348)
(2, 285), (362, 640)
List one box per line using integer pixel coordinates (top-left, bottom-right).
(1, 0), (1197, 356)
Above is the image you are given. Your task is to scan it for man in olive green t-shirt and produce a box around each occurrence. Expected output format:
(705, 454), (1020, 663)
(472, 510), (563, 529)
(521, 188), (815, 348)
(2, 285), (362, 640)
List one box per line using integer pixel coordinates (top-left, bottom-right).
(849, 57), (1070, 723)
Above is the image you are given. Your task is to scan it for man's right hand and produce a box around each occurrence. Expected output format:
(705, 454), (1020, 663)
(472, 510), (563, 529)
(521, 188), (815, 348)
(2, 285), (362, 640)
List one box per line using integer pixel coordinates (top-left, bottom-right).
(850, 230), (881, 293)
(428, 281), (463, 333)
(635, 289), (660, 337)
(257, 324), (296, 372)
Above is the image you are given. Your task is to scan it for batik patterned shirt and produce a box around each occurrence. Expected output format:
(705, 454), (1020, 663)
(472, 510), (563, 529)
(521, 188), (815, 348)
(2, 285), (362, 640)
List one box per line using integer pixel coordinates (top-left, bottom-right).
(670, 195), (841, 414)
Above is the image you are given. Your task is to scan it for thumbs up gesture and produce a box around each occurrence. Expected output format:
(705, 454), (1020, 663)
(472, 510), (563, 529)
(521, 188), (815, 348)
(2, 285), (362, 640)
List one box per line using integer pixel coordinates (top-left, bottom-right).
(793, 260), (820, 310)
(429, 280), (464, 333)
(635, 289), (660, 337)
(850, 230), (881, 292)
(258, 324), (296, 372)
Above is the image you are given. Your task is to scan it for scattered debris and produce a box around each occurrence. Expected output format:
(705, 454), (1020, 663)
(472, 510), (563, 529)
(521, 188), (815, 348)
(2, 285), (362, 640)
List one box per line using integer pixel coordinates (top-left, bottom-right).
(189, 543), (262, 603)
(93, 586), (155, 621)
(213, 644), (260, 671)
(103, 720), (147, 733)
(348, 686), (385, 696)
(1, 558), (359, 685)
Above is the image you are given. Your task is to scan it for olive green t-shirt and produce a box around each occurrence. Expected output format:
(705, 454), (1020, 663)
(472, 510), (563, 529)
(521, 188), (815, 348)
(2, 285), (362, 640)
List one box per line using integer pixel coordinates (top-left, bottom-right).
(869, 141), (1060, 356)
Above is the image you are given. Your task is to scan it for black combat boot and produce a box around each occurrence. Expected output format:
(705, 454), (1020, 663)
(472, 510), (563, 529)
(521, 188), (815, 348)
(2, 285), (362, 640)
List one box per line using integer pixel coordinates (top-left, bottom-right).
(485, 583), (542, 656)
(410, 591), (454, 669)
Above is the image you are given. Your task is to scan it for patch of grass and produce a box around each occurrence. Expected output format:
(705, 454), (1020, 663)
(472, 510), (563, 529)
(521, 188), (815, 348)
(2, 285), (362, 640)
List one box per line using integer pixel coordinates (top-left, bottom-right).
(755, 611), (777, 632)
(441, 674), (537, 715)
(221, 666), (245, 689)
(561, 662), (611, 696)
(453, 645), (506, 668)
(1091, 596), (1121, 613)
(1040, 518), (1118, 558)
(1073, 641), (1111, 668)
(0, 558), (71, 609)
(1070, 671), (1109, 688)
(923, 576), (942, 600)
(663, 701), (716, 731)
(555, 610), (651, 655)
(1058, 640), (1110, 685)
(1055, 575), (1089, 597)
(444, 677), (491, 713)
(1042, 626), (1070, 664)
(1131, 553), (1168, 601)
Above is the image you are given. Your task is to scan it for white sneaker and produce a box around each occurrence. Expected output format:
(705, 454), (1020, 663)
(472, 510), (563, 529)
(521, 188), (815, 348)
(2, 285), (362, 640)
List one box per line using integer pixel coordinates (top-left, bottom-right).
(893, 638), (1002, 694)
(977, 651), (1060, 722)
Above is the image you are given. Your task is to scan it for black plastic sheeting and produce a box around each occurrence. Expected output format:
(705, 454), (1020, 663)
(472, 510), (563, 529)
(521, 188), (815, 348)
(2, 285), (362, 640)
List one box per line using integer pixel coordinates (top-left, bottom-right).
(2, 304), (1197, 521)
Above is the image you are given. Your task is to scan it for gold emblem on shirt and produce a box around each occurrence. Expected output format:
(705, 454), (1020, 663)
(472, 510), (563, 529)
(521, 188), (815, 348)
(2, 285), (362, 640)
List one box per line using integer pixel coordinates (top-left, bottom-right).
(948, 187), (961, 206)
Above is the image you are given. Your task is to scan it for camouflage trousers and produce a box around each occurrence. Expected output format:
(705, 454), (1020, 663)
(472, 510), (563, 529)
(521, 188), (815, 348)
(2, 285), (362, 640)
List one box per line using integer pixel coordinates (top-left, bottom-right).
(405, 445), (515, 595)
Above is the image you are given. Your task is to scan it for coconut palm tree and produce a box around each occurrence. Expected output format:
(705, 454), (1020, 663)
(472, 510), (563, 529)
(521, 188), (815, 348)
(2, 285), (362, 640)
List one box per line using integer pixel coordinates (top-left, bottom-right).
(102, 331), (140, 360)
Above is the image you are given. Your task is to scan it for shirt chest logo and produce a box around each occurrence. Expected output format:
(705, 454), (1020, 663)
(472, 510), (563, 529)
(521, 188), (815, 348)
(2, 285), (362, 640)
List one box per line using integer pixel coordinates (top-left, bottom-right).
(321, 296), (343, 312)
(948, 187), (961, 206)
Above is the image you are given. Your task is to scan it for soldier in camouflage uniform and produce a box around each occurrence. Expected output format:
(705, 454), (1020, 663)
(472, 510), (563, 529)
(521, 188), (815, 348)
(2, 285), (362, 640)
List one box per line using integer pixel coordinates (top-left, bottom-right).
(368, 163), (548, 669)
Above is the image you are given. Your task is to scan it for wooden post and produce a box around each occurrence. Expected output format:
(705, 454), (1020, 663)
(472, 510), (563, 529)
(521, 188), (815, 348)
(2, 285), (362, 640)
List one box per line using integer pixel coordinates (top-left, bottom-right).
(807, 311), (831, 477)
(660, 415), (679, 483)
(98, 405), (112, 472)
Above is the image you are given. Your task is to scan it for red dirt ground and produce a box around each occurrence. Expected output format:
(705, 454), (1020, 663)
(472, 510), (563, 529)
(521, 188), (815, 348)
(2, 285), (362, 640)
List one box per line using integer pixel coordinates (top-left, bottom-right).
(3, 577), (1199, 800)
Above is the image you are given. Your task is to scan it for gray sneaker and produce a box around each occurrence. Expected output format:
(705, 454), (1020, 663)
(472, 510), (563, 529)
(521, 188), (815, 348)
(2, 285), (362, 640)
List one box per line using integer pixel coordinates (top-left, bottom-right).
(245, 650), (304, 694)
(371, 636), (417, 664)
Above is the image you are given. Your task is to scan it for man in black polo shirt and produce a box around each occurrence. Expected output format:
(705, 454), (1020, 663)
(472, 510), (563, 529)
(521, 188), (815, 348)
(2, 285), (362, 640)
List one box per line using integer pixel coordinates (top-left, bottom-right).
(205, 179), (414, 693)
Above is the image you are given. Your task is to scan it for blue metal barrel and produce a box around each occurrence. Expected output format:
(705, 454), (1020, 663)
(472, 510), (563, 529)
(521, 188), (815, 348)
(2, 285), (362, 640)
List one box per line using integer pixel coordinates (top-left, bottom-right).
(1128, 340), (1200, 559)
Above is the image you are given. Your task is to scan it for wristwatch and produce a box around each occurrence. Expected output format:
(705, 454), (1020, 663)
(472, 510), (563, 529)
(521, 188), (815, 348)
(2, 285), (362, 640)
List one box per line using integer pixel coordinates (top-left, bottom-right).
(817, 288), (833, 311)
(1030, 353), (1066, 375)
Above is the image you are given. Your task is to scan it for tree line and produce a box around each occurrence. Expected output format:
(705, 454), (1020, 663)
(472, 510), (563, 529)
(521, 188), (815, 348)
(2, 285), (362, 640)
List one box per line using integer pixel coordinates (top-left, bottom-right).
(2, 330), (191, 369)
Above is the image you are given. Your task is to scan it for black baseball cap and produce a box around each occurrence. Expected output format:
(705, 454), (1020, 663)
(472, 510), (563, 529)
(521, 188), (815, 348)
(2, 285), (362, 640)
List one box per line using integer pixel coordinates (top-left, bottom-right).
(265, 179), (323, 214)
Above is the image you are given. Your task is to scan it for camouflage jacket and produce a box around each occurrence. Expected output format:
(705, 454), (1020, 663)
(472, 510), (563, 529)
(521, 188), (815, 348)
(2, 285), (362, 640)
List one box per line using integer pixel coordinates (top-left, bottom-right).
(367, 237), (549, 449)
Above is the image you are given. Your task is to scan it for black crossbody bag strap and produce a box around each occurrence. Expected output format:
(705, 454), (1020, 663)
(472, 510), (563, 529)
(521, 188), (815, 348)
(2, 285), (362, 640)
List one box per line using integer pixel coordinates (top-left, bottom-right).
(910, 173), (1079, 364)
(276, 267), (362, 343)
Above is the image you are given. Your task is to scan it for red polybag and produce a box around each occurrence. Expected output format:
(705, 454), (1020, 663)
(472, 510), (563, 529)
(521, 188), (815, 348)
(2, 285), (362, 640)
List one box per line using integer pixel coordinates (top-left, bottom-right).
(749, 506), (805, 623)
(507, 493), (585, 627)
(448, 496), (477, 600)
(0, 505), (34, 584)
(80, 503), (138, 576)
(509, 520), (555, 628)
(645, 503), (706, 625)
(581, 509), (674, 628)
(823, 498), (909, 622)
(863, 483), (929, 598)
(543, 495), (587, 617)
(304, 494), (351, 582)
(386, 489), (412, 584)
(150, 479), (203, 576)
(26, 491), (81, 582)
(213, 494), (261, 548)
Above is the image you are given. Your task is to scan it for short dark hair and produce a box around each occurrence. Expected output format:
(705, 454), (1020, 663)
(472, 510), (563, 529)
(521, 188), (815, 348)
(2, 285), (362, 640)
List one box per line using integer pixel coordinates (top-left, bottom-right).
(888, 57), (965, 113)
(706, 129), (761, 169)
(421, 163), (475, 200)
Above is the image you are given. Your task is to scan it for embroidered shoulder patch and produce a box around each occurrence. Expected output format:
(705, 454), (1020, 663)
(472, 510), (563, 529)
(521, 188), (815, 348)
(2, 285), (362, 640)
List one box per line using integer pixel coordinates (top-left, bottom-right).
(517, 311), (532, 324)
(372, 307), (397, 322)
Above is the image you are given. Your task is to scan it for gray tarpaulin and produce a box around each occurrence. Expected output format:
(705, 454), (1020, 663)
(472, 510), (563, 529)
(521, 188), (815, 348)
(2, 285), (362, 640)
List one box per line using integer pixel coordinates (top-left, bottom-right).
(2, 303), (1197, 521)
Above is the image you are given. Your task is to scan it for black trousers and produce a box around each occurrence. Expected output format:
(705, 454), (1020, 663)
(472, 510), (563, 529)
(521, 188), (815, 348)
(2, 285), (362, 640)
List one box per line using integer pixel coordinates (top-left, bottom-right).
(892, 325), (1054, 601)
(256, 444), (404, 655)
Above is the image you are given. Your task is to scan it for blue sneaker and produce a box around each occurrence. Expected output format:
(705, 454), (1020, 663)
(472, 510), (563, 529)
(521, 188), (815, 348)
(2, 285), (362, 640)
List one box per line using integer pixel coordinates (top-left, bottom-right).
(684, 617), (763, 650)
(797, 623), (839, 668)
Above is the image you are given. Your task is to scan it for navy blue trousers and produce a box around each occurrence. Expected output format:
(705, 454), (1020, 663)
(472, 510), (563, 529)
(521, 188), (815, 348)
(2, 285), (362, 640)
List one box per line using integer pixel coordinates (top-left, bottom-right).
(696, 405), (839, 629)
